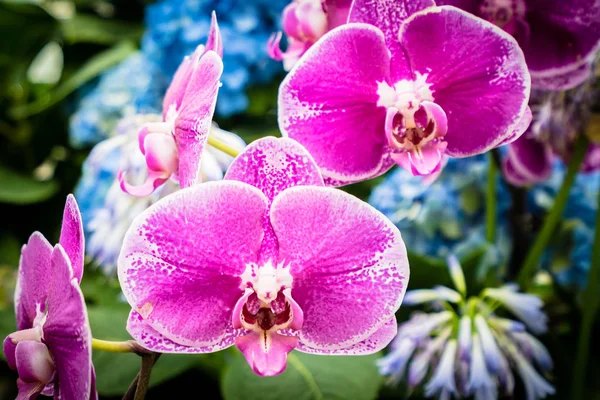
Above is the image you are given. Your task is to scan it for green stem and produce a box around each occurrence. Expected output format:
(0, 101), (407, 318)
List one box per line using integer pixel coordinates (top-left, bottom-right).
(92, 338), (152, 356)
(486, 152), (497, 243)
(134, 353), (160, 400)
(517, 135), (589, 288)
(207, 135), (241, 158)
(571, 174), (600, 399)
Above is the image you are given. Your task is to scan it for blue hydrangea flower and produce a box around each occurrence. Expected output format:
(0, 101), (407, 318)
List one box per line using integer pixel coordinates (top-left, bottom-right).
(530, 164), (600, 289)
(369, 156), (512, 261)
(69, 53), (166, 148)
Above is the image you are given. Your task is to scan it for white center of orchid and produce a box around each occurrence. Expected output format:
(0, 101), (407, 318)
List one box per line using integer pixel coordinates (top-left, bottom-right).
(241, 261), (293, 304)
(376, 74), (449, 175)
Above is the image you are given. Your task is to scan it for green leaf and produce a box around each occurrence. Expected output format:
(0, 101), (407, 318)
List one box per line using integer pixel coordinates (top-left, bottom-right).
(9, 41), (137, 119)
(88, 305), (219, 395)
(221, 351), (383, 400)
(60, 14), (144, 45)
(0, 165), (58, 204)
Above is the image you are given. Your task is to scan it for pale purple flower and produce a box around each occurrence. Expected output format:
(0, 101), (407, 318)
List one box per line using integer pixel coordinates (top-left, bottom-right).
(378, 256), (554, 400)
(119, 12), (224, 197)
(268, 0), (352, 70)
(484, 285), (548, 334)
(118, 137), (409, 376)
(3, 196), (96, 400)
(278, 0), (531, 183)
(437, 0), (600, 90)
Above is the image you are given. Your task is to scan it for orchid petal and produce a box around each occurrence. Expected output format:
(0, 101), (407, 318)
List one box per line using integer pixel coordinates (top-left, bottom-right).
(348, 0), (434, 80)
(15, 341), (54, 384)
(4, 335), (17, 370)
(270, 186), (409, 350)
(206, 11), (223, 58)
(524, 0), (600, 87)
(235, 332), (298, 376)
(127, 310), (241, 353)
(267, 32), (284, 61)
(118, 170), (170, 198)
(175, 51), (223, 188)
(399, 6), (530, 156)
(15, 233), (53, 331)
(118, 181), (268, 347)
(225, 137), (324, 204)
(531, 62), (594, 91)
(296, 317), (398, 355)
(59, 195), (84, 283)
(143, 133), (178, 174)
(505, 135), (553, 185)
(162, 56), (194, 120)
(325, 0), (352, 29)
(44, 246), (94, 400)
(16, 379), (46, 400)
(392, 141), (447, 177)
(278, 24), (394, 185)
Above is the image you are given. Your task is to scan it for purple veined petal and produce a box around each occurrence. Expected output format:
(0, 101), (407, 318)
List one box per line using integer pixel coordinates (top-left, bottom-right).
(325, 0), (352, 29)
(278, 24), (395, 186)
(175, 50), (223, 189)
(224, 137), (324, 204)
(348, 0), (434, 80)
(505, 135), (553, 185)
(235, 332), (299, 376)
(16, 232), (53, 331)
(270, 186), (409, 350)
(118, 181), (268, 347)
(15, 341), (54, 385)
(59, 195), (84, 283)
(530, 62), (594, 91)
(206, 11), (223, 58)
(296, 317), (398, 355)
(44, 246), (93, 400)
(399, 6), (530, 156)
(523, 0), (600, 86)
(127, 310), (242, 353)
(497, 106), (533, 146)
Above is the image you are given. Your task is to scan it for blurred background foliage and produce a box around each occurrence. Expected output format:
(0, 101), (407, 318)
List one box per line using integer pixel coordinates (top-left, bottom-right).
(0, 0), (599, 399)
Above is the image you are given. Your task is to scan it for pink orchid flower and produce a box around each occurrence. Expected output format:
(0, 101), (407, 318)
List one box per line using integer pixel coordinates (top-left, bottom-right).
(118, 137), (409, 376)
(268, 0), (352, 70)
(119, 12), (224, 197)
(3, 195), (96, 400)
(278, 0), (532, 184)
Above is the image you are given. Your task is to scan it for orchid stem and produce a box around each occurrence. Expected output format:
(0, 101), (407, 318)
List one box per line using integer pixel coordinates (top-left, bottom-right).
(571, 174), (600, 400)
(517, 135), (588, 289)
(134, 353), (160, 400)
(92, 338), (152, 356)
(486, 152), (497, 243)
(207, 135), (241, 158)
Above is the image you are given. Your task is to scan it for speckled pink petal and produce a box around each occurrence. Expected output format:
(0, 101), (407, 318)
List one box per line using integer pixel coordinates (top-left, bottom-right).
(278, 24), (394, 185)
(235, 332), (299, 376)
(118, 181), (268, 347)
(296, 317), (397, 355)
(16, 232), (53, 330)
(44, 246), (93, 400)
(524, 0), (600, 88)
(270, 186), (409, 350)
(399, 6), (530, 156)
(175, 51), (223, 188)
(59, 195), (84, 283)
(127, 310), (242, 353)
(224, 137), (324, 203)
(348, 0), (434, 80)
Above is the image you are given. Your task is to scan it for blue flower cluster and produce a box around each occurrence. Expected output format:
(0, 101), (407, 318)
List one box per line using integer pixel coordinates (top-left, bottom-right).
(530, 164), (600, 289)
(369, 156), (512, 261)
(70, 0), (289, 147)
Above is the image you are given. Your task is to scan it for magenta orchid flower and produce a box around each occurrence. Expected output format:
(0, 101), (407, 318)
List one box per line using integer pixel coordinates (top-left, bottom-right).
(268, 0), (352, 70)
(437, 0), (600, 90)
(3, 195), (96, 400)
(119, 12), (223, 197)
(118, 137), (409, 376)
(278, 0), (531, 184)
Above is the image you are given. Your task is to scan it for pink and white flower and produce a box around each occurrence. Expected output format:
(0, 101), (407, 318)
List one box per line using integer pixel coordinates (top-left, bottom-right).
(118, 137), (409, 376)
(119, 12), (223, 196)
(278, 0), (531, 183)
